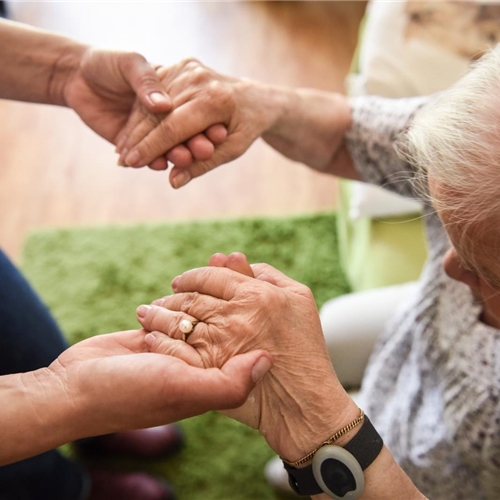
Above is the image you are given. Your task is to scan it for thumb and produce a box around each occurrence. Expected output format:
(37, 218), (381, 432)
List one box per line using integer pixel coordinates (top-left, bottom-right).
(205, 350), (273, 411)
(120, 53), (172, 113)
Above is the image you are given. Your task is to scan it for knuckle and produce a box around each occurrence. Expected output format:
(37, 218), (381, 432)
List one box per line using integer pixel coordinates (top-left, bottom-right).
(150, 335), (167, 353)
(156, 65), (169, 79)
(178, 60), (219, 90)
(194, 268), (212, 289)
(211, 82), (232, 106)
(267, 288), (289, 314)
(137, 73), (160, 90)
(159, 120), (181, 145)
(235, 282), (260, 306)
(180, 291), (200, 311)
(259, 284), (280, 304)
(207, 80), (223, 95)
(298, 283), (315, 302)
(122, 51), (146, 70)
(120, 52), (147, 80)
(147, 306), (162, 329)
(146, 112), (161, 127)
(189, 161), (215, 180)
(190, 65), (211, 85)
(182, 57), (202, 70)
(129, 51), (147, 64)
(200, 81), (227, 103)
(211, 300), (227, 320)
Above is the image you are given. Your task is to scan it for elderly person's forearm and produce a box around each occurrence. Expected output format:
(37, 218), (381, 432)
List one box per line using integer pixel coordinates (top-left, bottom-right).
(260, 86), (356, 178)
(116, 62), (437, 190)
(142, 323), (424, 499)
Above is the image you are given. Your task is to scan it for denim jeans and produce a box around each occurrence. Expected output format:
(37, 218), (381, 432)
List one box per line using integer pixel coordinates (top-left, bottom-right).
(0, 249), (88, 500)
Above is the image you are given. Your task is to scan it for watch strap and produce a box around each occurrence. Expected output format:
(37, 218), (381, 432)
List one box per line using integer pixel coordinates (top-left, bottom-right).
(343, 415), (383, 470)
(283, 415), (383, 496)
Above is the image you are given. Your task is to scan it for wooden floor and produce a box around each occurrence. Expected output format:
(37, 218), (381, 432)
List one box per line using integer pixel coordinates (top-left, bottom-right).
(1, 1), (365, 263)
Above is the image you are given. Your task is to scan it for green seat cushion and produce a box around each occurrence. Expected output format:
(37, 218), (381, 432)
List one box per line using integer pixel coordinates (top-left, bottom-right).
(337, 180), (427, 292)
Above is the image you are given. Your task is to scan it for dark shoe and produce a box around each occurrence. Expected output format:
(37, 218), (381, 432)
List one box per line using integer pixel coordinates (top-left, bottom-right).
(87, 468), (175, 500)
(76, 424), (185, 460)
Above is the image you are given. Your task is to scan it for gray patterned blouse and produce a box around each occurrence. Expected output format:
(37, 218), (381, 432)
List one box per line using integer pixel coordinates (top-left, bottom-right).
(346, 95), (500, 500)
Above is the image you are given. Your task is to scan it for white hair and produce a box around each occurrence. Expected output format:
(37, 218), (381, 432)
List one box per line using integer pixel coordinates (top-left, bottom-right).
(404, 43), (500, 279)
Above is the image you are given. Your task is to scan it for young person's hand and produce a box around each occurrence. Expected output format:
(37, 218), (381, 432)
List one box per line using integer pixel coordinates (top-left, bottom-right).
(2, 328), (271, 466)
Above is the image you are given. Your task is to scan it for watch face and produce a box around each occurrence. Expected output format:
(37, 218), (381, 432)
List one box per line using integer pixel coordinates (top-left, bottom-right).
(320, 459), (356, 497)
(312, 446), (365, 500)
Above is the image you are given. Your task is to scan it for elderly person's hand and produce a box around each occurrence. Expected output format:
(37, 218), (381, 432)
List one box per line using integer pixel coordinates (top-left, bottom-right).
(136, 257), (428, 500)
(135, 257), (359, 464)
(2, 328), (271, 466)
(61, 50), (226, 171)
(114, 58), (352, 187)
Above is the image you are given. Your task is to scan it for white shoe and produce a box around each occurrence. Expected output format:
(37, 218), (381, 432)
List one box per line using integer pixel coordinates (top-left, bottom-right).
(264, 455), (300, 496)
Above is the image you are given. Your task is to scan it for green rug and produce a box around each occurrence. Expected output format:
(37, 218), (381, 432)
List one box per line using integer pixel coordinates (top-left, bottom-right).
(22, 213), (350, 500)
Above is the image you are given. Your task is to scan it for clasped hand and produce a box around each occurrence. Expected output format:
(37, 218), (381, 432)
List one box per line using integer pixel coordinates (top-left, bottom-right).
(62, 50), (228, 173)
(113, 59), (280, 188)
(46, 328), (271, 441)
(136, 253), (352, 461)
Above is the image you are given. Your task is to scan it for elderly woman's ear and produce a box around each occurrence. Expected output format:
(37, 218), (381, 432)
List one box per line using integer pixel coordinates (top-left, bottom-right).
(442, 247), (480, 289)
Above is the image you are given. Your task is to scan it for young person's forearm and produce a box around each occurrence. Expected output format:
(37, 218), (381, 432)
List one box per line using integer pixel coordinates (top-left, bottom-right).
(0, 19), (87, 105)
(0, 369), (81, 465)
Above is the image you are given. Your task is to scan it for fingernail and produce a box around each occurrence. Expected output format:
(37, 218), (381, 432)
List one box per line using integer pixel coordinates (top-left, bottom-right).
(172, 170), (191, 189)
(149, 92), (168, 105)
(125, 149), (140, 167)
(115, 135), (127, 152)
(171, 276), (180, 291)
(144, 333), (155, 347)
(136, 304), (151, 319)
(152, 298), (165, 306)
(118, 158), (128, 168)
(252, 356), (272, 383)
(118, 148), (128, 165)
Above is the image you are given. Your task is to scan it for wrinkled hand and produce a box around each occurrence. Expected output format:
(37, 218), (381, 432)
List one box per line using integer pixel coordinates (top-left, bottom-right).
(62, 49), (224, 171)
(136, 257), (354, 461)
(48, 328), (272, 437)
(114, 59), (279, 187)
(201, 252), (282, 427)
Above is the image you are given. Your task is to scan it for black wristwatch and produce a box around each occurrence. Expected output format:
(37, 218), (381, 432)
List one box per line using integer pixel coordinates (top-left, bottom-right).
(283, 416), (383, 499)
